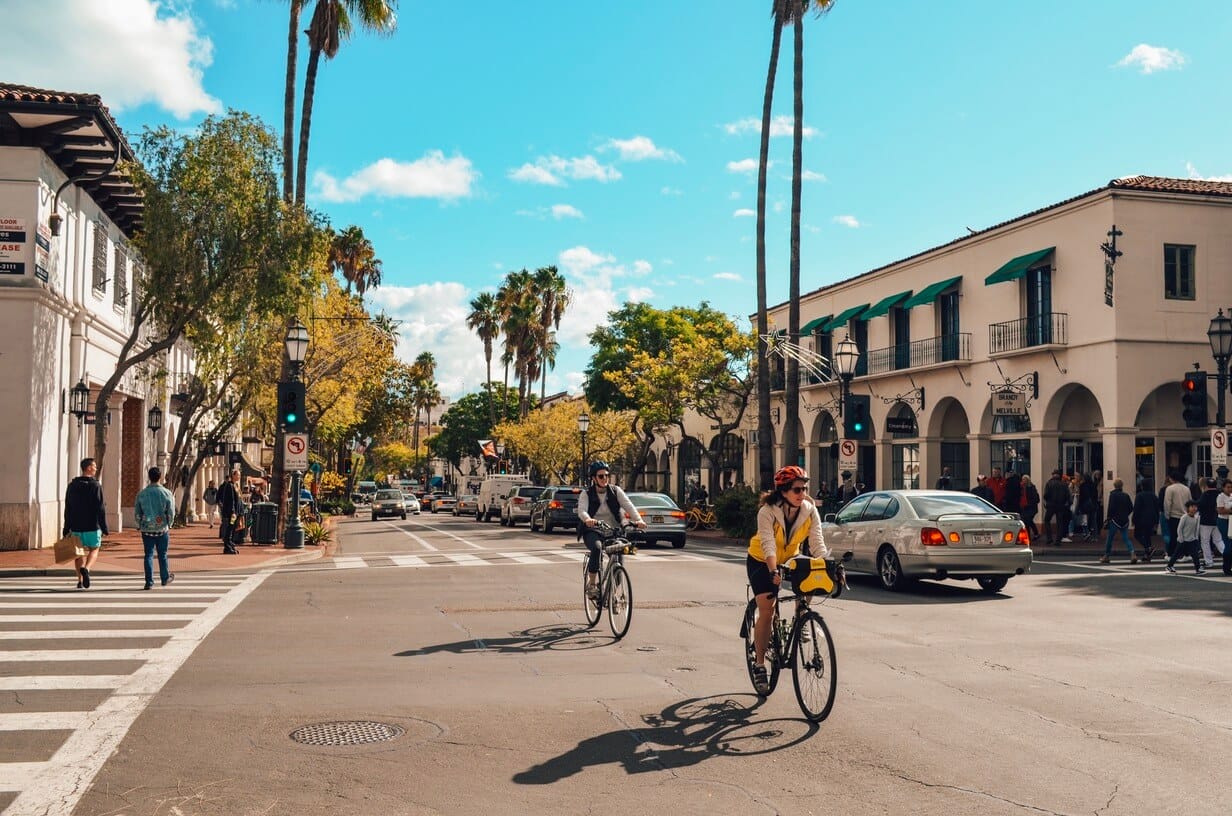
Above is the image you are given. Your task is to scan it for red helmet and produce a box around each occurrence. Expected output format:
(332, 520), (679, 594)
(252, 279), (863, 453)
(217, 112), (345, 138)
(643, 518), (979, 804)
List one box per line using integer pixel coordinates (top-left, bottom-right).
(773, 466), (809, 487)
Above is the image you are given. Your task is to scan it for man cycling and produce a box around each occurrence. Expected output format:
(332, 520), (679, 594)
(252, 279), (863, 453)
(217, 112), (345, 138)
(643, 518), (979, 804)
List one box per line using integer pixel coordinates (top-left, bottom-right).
(578, 461), (646, 599)
(747, 465), (830, 694)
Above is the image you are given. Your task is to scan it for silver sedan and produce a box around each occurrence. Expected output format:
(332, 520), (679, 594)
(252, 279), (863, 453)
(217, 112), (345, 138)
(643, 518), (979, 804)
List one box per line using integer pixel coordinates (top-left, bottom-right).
(822, 490), (1032, 593)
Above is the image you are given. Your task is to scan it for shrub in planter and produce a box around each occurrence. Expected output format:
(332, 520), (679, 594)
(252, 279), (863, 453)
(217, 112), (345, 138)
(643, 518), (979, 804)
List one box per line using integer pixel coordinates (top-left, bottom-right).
(303, 521), (333, 546)
(714, 485), (759, 540)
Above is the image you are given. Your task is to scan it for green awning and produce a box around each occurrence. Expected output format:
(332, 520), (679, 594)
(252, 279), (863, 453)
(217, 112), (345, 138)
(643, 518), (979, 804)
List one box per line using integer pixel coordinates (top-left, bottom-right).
(902, 276), (962, 309)
(821, 303), (869, 332)
(800, 315), (832, 334)
(861, 290), (913, 320)
(984, 247), (1055, 286)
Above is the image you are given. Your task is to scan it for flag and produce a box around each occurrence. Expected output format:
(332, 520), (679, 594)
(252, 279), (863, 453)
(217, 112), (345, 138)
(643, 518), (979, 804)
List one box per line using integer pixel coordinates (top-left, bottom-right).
(479, 439), (496, 458)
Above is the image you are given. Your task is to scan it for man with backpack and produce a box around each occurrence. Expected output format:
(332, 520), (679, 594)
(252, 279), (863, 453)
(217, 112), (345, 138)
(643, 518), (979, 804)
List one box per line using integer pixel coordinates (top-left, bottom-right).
(577, 461), (645, 600)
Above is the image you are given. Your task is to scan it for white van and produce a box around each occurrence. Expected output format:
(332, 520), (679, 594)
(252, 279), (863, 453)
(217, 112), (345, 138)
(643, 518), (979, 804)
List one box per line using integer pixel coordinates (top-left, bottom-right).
(477, 474), (530, 522)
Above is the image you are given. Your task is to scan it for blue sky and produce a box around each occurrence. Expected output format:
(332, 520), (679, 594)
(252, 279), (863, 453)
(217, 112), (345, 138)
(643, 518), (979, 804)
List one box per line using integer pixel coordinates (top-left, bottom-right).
(3, 0), (1229, 398)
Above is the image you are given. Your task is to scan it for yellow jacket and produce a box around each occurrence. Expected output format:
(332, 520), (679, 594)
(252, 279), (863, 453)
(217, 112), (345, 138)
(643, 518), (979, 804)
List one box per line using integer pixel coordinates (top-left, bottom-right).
(747, 500), (827, 565)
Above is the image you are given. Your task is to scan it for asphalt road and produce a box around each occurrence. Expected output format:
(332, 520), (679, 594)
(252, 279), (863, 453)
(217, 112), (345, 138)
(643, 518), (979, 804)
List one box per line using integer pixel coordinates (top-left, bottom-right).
(5, 511), (1231, 815)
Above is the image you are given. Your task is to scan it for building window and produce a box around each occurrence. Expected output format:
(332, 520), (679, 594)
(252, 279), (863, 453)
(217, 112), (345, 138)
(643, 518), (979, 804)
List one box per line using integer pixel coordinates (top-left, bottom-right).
(1164, 244), (1195, 300)
(92, 222), (108, 293)
(991, 439), (1030, 480)
(938, 289), (960, 362)
(851, 320), (868, 376)
(940, 441), (969, 490)
(891, 307), (910, 370)
(891, 444), (920, 490)
(113, 245), (128, 307)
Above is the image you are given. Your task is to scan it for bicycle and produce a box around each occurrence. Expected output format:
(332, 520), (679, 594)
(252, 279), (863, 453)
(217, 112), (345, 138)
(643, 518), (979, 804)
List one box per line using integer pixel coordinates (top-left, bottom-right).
(685, 503), (718, 531)
(739, 552), (850, 722)
(582, 521), (637, 639)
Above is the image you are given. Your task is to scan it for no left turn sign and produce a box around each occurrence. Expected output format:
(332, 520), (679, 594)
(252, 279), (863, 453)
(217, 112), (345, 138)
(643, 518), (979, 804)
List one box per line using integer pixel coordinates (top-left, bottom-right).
(284, 433), (309, 471)
(1213, 428), (1228, 467)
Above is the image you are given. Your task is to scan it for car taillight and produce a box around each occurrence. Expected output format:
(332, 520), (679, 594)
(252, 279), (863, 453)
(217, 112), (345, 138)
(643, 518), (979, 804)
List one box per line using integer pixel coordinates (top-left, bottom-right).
(920, 527), (947, 546)
(549, 501), (562, 509)
(669, 511), (686, 519)
(1017, 527), (1030, 545)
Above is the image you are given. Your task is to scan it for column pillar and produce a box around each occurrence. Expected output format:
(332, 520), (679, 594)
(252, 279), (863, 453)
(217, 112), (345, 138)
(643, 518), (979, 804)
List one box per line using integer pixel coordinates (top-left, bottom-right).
(1100, 427), (1139, 498)
(919, 435), (941, 491)
(969, 433), (990, 481)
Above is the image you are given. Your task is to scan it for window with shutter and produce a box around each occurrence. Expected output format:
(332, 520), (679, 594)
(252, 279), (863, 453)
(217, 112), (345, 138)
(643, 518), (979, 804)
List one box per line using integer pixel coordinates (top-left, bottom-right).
(92, 222), (108, 293)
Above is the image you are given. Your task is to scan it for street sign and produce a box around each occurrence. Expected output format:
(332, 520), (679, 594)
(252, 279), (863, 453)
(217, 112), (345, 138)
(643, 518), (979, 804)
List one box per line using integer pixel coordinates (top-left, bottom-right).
(1213, 427), (1228, 467)
(992, 389), (1026, 416)
(838, 438), (858, 474)
(309, 461), (323, 475)
(284, 433), (309, 472)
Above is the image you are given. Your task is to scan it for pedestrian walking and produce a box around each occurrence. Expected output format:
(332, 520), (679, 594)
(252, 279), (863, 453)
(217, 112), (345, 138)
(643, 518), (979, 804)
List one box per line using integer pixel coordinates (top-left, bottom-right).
(1132, 480), (1159, 562)
(134, 467), (175, 590)
(1042, 470), (1070, 545)
(1165, 501), (1204, 575)
(935, 467), (954, 490)
(1217, 479), (1232, 575)
(1002, 471), (1023, 517)
(986, 467), (1007, 509)
(1100, 479), (1136, 564)
(1196, 477), (1224, 570)
(216, 469), (245, 555)
(63, 457), (108, 590)
(201, 480), (219, 527)
(1163, 471), (1191, 560)
(1020, 475), (1041, 540)
(836, 471), (858, 505)
(1090, 471), (1105, 534)
(971, 474), (995, 504)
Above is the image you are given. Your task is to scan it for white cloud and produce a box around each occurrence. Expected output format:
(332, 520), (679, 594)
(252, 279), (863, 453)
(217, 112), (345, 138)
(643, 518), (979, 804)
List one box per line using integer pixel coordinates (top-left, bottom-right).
(722, 116), (818, 139)
(1116, 44), (1186, 74)
(833, 215), (861, 228)
(632, 260), (653, 277)
(714, 272), (742, 281)
(0, 0), (220, 119)
(313, 152), (477, 202)
(727, 158), (760, 174)
(600, 135), (682, 162)
(554, 247), (659, 346)
(551, 204), (584, 219)
(507, 155), (621, 185)
(625, 286), (655, 302)
(733, 208), (755, 218)
(559, 246), (616, 275)
(773, 201), (785, 213)
(729, 191), (741, 200)
(802, 169), (827, 182)
(661, 186), (683, 196)
(1185, 162), (1232, 182)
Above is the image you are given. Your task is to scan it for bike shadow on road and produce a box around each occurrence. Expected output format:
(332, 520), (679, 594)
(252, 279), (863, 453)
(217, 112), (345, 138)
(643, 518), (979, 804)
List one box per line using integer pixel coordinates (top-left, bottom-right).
(395, 623), (617, 655)
(512, 694), (817, 784)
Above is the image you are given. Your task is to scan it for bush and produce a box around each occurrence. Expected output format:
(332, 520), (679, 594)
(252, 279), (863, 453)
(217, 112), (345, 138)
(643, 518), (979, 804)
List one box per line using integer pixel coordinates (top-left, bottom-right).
(714, 485), (759, 540)
(318, 499), (355, 517)
(303, 521), (332, 546)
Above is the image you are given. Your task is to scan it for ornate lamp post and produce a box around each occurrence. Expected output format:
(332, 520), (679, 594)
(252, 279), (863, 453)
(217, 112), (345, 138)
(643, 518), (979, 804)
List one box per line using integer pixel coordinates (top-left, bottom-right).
(283, 320), (309, 549)
(1208, 309), (1232, 479)
(146, 405), (163, 464)
(577, 411), (590, 485)
(832, 333), (860, 425)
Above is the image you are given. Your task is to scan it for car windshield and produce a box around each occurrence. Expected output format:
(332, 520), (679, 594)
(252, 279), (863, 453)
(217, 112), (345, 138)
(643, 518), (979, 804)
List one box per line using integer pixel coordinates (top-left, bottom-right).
(630, 494), (678, 509)
(906, 493), (1002, 518)
(375, 490), (401, 500)
(517, 487), (543, 498)
(460, 495), (477, 501)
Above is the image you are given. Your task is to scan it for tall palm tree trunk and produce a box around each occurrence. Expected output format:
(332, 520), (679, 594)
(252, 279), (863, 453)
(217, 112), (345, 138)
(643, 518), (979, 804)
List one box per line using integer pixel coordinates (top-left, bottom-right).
(756, 9), (785, 490)
(283, 0), (303, 203)
(295, 46), (323, 206)
(484, 348), (495, 427)
(783, 2), (804, 468)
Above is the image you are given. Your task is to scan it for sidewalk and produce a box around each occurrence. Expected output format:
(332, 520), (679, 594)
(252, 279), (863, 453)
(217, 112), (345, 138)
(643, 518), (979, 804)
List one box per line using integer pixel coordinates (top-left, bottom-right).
(0, 521), (331, 578)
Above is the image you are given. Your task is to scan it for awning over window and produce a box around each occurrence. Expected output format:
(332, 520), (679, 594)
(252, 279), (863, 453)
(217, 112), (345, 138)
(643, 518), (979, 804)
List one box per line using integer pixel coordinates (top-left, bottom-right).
(861, 290), (913, 320)
(822, 304), (869, 332)
(800, 315), (832, 334)
(902, 276), (962, 309)
(984, 247), (1055, 286)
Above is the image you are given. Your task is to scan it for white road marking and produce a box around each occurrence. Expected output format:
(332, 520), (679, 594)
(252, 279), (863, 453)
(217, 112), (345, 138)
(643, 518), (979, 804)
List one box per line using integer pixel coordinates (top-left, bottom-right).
(388, 554), (429, 567)
(382, 520), (438, 551)
(0, 629), (179, 640)
(0, 614), (196, 622)
(498, 552), (552, 564)
(0, 675), (128, 690)
(0, 649), (154, 662)
(0, 712), (89, 731)
(331, 556), (368, 570)
(408, 520), (485, 550)
(442, 552), (485, 566)
(3, 571), (271, 816)
(0, 600), (212, 608)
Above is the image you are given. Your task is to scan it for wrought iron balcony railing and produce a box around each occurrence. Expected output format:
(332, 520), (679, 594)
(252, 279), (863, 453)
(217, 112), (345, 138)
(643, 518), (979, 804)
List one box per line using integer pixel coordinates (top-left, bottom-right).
(988, 313), (1067, 355)
(865, 333), (972, 375)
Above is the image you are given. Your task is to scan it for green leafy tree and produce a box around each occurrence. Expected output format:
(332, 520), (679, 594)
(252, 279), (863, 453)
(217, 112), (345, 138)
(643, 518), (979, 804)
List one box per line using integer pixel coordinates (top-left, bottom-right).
(428, 386), (518, 474)
(328, 224), (382, 295)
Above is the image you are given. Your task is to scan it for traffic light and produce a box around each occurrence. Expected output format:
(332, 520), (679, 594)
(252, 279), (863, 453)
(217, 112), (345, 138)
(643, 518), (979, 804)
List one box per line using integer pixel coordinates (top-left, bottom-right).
(277, 381), (306, 432)
(845, 394), (871, 440)
(343, 458), (353, 476)
(1181, 371), (1208, 428)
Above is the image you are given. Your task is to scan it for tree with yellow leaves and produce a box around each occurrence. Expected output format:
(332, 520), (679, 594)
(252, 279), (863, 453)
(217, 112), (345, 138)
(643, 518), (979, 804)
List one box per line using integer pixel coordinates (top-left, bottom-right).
(494, 401), (637, 485)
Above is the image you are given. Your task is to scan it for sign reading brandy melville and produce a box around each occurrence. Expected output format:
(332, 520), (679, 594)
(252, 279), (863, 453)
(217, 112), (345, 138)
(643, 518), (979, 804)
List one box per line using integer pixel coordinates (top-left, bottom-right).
(992, 389), (1026, 416)
(0, 217), (28, 275)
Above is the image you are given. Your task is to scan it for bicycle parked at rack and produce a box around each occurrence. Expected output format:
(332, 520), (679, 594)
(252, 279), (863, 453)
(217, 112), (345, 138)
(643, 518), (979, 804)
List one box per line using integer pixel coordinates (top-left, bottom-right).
(739, 552), (851, 722)
(583, 521), (637, 639)
(685, 503), (718, 531)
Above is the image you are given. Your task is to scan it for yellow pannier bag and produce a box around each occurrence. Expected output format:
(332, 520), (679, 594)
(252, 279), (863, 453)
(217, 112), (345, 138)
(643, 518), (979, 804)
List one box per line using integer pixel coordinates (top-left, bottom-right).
(786, 556), (835, 595)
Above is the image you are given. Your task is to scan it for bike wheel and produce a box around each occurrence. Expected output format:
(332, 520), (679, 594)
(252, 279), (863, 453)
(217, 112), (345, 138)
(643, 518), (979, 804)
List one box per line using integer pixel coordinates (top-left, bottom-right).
(607, 564), (633, 639)
(792, 612), (837, 723)
(742, 600), (781, 696)
(582, 559), (601, 627)
(686, 512), (700, 532)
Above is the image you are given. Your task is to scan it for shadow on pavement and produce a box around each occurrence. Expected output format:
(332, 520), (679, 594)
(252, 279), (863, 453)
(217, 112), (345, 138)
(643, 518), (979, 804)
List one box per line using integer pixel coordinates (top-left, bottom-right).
(512, 694), (816, 784)
(1038, 571), (1232, 617)
(835, 574), (1013, 606)
(396, 623), (614, 655)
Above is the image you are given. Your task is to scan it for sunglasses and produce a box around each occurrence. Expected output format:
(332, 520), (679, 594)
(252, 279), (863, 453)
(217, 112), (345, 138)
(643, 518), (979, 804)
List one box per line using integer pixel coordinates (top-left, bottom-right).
(594, 473), (610, 479)
(786, 486), (807, 495)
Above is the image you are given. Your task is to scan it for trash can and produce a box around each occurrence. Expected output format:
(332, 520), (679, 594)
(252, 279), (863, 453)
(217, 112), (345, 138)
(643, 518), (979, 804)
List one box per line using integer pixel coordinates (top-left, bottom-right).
(250, 502), (279, 545)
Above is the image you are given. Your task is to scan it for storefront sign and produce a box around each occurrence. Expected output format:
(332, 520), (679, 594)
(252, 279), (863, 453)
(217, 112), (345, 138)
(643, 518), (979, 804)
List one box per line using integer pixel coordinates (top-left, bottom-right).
(992, 389), (1026, 416)
(885, 416), (917, 435)
(0, 217), (27, 275)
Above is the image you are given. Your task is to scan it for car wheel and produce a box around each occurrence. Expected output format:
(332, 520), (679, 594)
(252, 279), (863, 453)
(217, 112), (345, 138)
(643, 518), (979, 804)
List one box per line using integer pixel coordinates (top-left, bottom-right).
(977, 576), (1009, 594)
(672, 537), (686, 549)
(401, 513), (407, 520)
(530, 515), (539, 532)
(508, 516), (517, 527)
(543, 520), (554, 535)
(370, 514), (377, 522)
(877, 546), (912, 592)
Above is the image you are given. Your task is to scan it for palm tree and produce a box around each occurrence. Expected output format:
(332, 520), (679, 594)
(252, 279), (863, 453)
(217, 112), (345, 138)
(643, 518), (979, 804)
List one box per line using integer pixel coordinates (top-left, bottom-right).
(409, 352), (436, 452)
(466, 292), (501, 426)
(282, 0), (306, 202)
(328, 225), (382, 295)
(756, 0), (790, 490)
(496, 269), (535, 412)
(296, 0), (398, 206)
(532, 265), (570, 403)
(538, 330), (559, 403)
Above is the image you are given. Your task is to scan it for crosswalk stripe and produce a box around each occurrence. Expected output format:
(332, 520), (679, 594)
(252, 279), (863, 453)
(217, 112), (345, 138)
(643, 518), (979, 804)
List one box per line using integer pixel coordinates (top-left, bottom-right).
(0, 649), (155, 662)
(498, 552), (552, 564)
(0, 712), (89, 731)
(0, 763), (48, 789)
(331, 556), (368, 569)
(0, 614), (197, 622)
(442, 553), (484, 566)
(0, 675), (129, 690)
(0, 629), (179, 640)
(0, 600), (212, 608)
(410, 520), (485, 550)
(388, 554), (429, 567)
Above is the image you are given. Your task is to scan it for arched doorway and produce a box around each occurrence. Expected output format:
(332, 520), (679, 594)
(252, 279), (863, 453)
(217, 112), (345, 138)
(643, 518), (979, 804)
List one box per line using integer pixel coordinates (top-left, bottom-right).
(886, 402), (919, 489)
(677, 438), (704, 501)
(709, 432), (745, 494)
(927, 397), (971, 490)
(1043, 384), (1104, 478)
(810, 410), (838, 491)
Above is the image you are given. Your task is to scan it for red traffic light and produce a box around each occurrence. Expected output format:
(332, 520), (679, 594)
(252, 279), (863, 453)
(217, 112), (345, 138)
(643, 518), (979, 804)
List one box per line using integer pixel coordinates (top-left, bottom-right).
(1183, 378), (1198, 392)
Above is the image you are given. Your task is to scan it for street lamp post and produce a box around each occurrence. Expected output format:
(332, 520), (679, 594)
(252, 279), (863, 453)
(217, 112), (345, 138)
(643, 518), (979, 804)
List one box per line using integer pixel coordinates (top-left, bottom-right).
(495, 442), (505, 475)
(283, 320), (309, 549)
(832, 333), (860, 429)
(146, 405), (163, 464)
(577, 411), (590, 485)
(1208, 308), (1232, 480)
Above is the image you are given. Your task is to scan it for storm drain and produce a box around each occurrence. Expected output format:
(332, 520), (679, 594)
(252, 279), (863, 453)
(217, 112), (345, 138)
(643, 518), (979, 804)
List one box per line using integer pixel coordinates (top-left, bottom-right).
(289, 720), (405, 746)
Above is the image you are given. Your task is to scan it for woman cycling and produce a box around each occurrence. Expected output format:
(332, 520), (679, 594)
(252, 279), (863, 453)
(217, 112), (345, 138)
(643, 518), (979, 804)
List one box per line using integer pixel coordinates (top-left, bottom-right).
(577, 461), (645, 599)
(747, 465), (830, 694)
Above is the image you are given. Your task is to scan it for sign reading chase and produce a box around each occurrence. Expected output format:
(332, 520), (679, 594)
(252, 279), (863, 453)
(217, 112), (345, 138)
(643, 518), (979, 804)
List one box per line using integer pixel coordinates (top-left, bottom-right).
(0, 217), (28, 275)
(992, 389), (1026, 416)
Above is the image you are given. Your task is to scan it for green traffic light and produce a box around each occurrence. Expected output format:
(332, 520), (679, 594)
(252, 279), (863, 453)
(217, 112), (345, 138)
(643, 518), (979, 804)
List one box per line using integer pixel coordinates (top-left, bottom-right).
(286, 413), (297, 424)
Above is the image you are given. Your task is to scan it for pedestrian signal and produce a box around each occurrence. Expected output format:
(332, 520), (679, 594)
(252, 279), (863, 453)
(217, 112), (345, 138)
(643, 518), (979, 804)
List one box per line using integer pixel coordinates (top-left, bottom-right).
(1181, 372), (1208, 428)
(278, 381), (306, 432)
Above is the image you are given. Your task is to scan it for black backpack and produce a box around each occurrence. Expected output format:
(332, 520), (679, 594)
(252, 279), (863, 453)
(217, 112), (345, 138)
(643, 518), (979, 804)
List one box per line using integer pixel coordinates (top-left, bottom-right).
(577, 485), (623, 536)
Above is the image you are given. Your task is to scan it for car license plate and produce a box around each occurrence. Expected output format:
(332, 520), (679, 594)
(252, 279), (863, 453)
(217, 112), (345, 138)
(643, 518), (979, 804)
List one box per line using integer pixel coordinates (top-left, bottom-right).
(652, 515), (663, 524)
(968, 533), (992, 546)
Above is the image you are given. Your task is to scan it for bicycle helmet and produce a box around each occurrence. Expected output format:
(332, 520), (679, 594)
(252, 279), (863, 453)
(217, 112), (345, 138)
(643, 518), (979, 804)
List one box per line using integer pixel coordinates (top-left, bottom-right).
(773, 465), (809, 487)
(588, 460), (611, 477)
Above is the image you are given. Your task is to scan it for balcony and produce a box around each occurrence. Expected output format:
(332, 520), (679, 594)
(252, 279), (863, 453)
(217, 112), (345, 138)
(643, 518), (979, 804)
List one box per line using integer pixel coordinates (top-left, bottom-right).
(988, 313), (1067, 355)
(865, 333), (972, 375)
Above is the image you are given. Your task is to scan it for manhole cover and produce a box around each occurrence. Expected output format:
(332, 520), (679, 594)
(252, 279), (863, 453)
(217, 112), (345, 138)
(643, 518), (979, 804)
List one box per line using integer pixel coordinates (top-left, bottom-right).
(289, 720), (405, 746)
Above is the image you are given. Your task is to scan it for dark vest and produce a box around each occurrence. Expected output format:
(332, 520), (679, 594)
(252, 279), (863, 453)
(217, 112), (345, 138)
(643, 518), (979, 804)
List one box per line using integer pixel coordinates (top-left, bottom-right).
(586, 486), (623, 521)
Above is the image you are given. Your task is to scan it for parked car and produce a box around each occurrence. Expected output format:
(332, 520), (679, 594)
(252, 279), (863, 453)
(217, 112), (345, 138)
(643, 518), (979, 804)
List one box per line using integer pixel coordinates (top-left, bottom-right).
(477, 474), (531, 522)
(822, 489), (1032, 593)
(370, 488), (407, 521)
(453, 494), (479, 517)
(401, 492), (421, 514)
(500, 484), (546, 526)
(430, 494), (456, 514)
(624, 492), (688, 549)
(529, 487), (583, 534)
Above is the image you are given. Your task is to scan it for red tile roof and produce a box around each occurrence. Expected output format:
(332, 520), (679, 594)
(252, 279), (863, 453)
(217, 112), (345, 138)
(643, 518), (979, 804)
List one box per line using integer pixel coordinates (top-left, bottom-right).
(0, 82), (104, 107)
